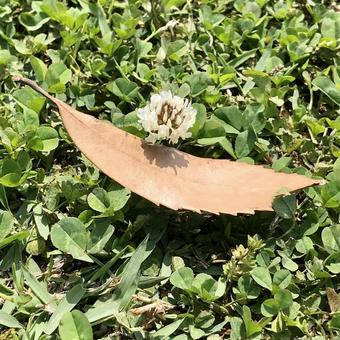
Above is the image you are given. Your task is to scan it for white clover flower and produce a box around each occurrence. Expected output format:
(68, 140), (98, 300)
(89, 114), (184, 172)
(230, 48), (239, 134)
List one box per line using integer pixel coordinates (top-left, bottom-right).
(137, 90), (197, 144)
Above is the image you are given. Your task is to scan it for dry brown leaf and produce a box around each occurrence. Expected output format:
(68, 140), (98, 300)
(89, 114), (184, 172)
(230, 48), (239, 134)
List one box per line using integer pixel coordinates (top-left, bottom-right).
(13, 77), (320, 215)
(130, 295), (174, 316)
(326, 288), (340, 313)
(130, 301), (173, 316)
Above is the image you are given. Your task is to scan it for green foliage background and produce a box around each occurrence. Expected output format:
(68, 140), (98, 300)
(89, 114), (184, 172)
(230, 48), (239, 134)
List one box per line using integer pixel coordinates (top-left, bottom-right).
(0, 0), (340, 338)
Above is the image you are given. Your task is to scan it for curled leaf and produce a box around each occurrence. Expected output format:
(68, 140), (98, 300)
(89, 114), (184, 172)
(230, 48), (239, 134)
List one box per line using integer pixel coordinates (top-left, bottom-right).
(13, 77), (320, 215)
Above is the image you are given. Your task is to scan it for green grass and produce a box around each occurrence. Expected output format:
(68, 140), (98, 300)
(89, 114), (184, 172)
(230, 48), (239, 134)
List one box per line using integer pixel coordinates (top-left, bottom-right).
(0, 0), (340, 338)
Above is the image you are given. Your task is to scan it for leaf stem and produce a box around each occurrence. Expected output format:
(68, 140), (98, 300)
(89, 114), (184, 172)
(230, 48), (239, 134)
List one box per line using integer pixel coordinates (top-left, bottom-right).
(0, 293), (14, 302)
(12, 76), (57, 104)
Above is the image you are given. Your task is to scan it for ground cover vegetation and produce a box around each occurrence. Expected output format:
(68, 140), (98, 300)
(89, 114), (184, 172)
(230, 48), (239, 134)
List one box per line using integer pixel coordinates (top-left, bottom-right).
(0, 0), (340, 338)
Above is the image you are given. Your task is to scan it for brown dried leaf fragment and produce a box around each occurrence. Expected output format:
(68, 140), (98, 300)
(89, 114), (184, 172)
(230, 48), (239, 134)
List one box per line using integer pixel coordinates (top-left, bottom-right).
(13, 77), (320, 215)
(130, 297), (173, 316)
(327, 288), (340, 313)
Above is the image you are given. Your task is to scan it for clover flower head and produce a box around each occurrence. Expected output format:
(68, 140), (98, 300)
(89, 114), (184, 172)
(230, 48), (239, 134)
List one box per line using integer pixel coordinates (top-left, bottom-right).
(137, 90), (197, 144)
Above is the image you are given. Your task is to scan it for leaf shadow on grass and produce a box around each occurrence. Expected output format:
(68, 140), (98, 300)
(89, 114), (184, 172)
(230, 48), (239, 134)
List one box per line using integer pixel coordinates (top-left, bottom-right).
(141, 142), (189, 171)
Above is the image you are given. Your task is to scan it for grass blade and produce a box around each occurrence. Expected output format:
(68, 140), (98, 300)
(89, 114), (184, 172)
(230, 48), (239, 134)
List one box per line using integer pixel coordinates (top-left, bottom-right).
(44, 284), (86, 335)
